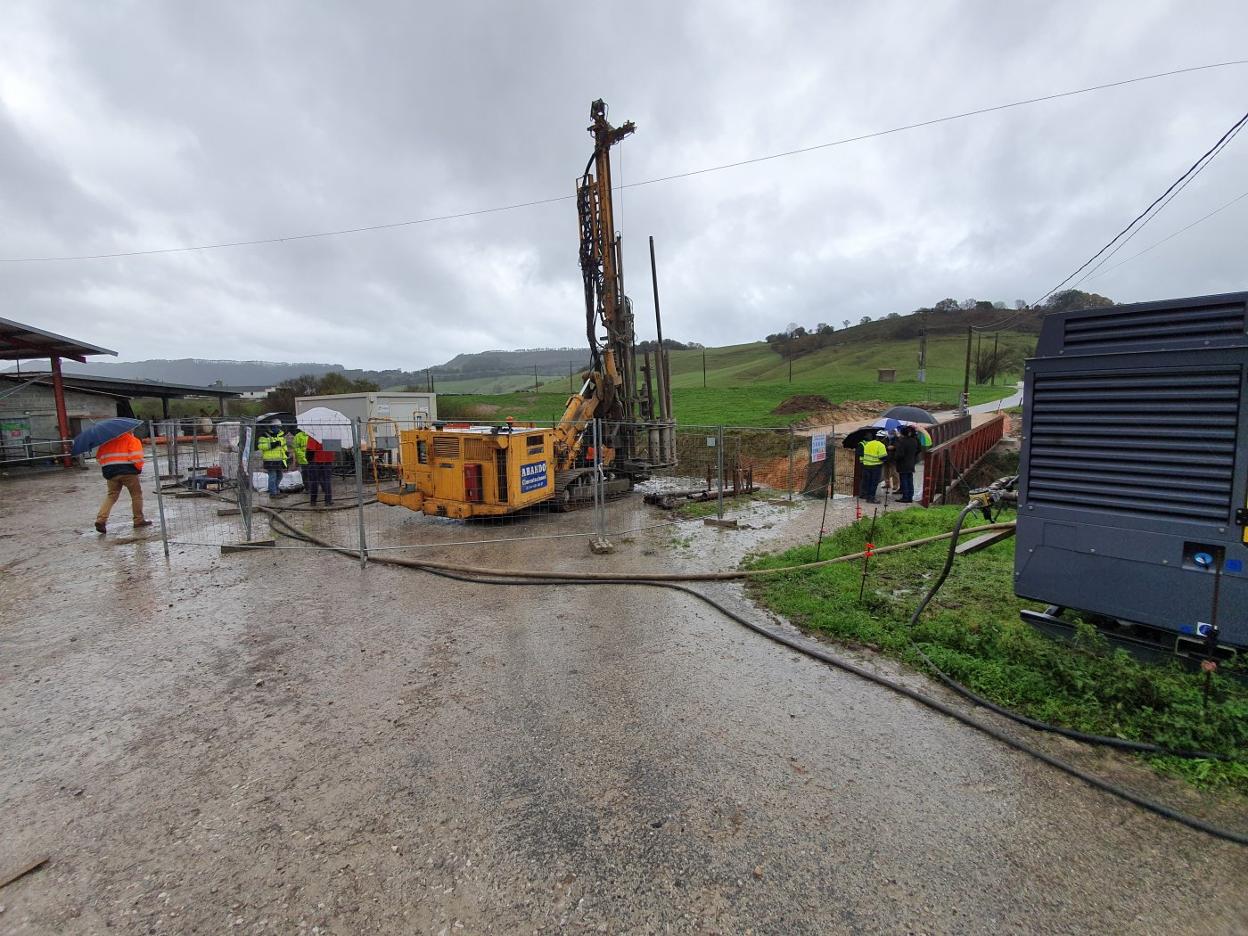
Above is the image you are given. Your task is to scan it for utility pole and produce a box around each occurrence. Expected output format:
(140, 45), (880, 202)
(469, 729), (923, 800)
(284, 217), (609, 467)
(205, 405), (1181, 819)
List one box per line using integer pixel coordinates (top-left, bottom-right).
(569, 360), (575, 394)
(534, 364), (539, 392)
(426, 368), (432, 393)
(991, 332), (999, 386)
(702, 347), (707, 389)
(917, 330), (927, 383)
(788, 354), (793, 383)
(961, 325), (973, 414)
(975, 333), (983, 386)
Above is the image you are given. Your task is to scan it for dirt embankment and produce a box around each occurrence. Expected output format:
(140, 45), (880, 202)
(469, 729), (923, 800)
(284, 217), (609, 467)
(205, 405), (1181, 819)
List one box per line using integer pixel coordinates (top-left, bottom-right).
(772, 396), (890, 428)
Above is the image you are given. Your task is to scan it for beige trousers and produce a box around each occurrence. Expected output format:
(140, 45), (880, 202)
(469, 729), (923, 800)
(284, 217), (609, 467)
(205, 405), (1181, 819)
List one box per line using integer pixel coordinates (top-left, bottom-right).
(97, 474), (146, 525)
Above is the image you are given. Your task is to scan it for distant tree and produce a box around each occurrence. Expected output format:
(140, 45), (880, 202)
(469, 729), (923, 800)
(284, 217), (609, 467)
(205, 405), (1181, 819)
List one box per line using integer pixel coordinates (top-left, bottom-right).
(816, 322), (834, 335)
(264, 372), (379, 412)
(886, 312), (901, 319)
(974, 344), (1025, 384)
(974, 300), (995, 312)
(842, 319), (851, 329)
(1014, 299), (1028, 310)
(1043, 289), (1114, 314)
(993, 301), (1007, 310)
(960, 298), (976, 310)
(934, 298), (960, 313)
(859, 316), (872, 326)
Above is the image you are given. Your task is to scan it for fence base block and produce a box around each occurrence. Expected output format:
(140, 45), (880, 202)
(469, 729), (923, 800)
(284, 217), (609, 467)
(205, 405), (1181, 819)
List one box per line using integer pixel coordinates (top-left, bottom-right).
(703, 518), (739, 529)
(589, 537), (615, 555)
(216, 507), (241, 517)
(221, 538), (276, 554)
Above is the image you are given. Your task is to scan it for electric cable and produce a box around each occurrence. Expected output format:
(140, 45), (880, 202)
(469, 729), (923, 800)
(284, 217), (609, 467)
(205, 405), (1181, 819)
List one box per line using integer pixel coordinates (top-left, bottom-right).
(1085, 187), (1248, 282)
(1033, 107), (1248, 307)
(4, 60), (1246, 263)
(1069, 115), (1248, 290)
(263, 508), (1248, 848)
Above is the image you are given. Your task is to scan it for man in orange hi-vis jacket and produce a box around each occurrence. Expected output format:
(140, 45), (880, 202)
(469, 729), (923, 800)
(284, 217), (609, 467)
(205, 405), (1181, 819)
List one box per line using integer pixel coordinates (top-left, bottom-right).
(94, 431), (153, 534)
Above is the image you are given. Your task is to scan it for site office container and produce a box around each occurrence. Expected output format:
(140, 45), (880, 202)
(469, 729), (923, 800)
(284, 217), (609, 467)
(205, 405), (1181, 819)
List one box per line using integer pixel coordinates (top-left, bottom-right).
(1015, 291), (1248, 652)
(294, 392), (437, 444)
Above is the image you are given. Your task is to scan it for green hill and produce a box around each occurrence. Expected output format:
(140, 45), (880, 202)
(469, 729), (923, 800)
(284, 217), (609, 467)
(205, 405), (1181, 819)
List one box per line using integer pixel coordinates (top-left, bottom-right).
(437, 323), (1029, 426)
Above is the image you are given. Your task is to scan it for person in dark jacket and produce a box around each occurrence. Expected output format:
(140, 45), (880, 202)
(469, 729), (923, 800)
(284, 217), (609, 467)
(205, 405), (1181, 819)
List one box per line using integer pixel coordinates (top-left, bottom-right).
(892, 425), (922, 503)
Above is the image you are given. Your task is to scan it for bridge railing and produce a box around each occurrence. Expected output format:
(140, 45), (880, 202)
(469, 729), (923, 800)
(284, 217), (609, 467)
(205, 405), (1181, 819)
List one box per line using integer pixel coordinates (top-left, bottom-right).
(920, 413), (1006, 506)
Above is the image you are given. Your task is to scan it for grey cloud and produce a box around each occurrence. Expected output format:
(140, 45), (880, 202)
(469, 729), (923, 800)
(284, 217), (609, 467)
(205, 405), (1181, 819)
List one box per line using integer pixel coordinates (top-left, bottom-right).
(1, 0), (1245, 369)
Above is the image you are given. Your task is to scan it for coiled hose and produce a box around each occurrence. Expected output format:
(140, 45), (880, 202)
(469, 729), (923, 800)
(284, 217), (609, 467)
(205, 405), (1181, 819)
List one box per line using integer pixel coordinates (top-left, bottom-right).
(261, 508), (1248, 847)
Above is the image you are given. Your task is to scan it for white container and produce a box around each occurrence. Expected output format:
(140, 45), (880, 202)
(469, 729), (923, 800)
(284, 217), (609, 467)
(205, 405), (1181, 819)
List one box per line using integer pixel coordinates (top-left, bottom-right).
(295, 392), (437, 450)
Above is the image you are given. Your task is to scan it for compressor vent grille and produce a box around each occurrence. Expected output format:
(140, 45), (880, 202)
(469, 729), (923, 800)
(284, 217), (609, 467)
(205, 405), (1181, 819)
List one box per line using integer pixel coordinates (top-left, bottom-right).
(432, 436), (460, 459)
(1061, 300), (1246, 354)
(1026, 367), (1241, 523)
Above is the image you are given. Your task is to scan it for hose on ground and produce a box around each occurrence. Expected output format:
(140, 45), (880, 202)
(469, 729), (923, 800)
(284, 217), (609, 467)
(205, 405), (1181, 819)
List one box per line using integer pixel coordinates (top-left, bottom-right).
(257, 505), (1015, 582)
(907, 500), (1233, 762)
(264, 509), (1248, 848)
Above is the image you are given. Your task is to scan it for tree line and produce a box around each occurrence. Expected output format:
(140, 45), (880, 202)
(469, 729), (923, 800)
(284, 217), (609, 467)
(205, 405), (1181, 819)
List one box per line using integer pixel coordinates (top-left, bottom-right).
(764, 289), (1113, 359)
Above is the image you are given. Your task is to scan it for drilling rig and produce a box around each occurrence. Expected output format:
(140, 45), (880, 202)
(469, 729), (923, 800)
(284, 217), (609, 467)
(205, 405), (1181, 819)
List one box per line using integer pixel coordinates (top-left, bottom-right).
(378, 99), (677, 519)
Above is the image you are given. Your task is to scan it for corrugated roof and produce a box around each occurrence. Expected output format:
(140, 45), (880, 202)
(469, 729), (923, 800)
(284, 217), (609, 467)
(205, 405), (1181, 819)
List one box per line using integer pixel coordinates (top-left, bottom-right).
(0, 372), (241, 399)
(0, 317), (117, 362)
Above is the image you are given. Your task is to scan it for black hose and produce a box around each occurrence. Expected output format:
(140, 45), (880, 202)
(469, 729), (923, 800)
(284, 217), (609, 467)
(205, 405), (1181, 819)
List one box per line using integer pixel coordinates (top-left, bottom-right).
(906, 502), (1232, 762)
(267, 513), (1248, 847)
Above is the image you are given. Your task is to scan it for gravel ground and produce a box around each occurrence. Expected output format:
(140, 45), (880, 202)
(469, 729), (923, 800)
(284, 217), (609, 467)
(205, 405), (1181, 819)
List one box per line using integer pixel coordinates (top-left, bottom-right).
(1, 464), (1246, 935)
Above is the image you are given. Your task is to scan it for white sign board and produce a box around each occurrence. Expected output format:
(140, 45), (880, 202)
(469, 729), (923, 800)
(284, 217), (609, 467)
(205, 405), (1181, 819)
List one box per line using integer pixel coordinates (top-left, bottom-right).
(811, 433), (827, 463)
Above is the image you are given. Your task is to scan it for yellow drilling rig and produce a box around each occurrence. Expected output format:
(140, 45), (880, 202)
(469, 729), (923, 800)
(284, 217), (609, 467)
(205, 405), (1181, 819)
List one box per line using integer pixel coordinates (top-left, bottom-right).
(377, 100), (677, 519)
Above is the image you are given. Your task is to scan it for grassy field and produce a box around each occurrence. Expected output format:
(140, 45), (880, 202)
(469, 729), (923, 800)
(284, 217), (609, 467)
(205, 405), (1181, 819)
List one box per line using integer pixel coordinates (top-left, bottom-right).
(436, 378), (1012, 425)
(435, 331), (1027, 425)
(666, 332), (1034, 389)
(745, 507), (1248, 794)
(423, 373), (569, 394)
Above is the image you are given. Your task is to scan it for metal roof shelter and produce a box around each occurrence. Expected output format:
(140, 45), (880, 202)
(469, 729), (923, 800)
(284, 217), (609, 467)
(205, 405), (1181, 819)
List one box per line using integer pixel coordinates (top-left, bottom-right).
(0, 372), (242, 413)
(0, 317), (118, 466)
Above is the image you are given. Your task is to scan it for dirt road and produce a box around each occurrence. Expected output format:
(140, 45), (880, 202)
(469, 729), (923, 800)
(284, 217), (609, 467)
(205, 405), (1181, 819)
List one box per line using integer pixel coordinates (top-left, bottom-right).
(2, 467), (1245, 934)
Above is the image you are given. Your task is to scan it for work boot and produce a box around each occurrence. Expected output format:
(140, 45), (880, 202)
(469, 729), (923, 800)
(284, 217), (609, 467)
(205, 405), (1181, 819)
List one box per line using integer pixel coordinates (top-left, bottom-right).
(94, 521), (107, 534)
(134, 519), (154, 529)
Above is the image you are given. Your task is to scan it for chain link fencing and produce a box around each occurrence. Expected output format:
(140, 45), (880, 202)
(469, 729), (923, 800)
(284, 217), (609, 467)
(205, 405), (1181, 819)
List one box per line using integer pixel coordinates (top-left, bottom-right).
(146, 416), (862, 559)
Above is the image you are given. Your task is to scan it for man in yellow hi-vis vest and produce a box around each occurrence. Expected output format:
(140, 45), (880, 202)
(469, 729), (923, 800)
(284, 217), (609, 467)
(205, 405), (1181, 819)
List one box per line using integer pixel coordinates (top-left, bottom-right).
(858, 430), (889, 503)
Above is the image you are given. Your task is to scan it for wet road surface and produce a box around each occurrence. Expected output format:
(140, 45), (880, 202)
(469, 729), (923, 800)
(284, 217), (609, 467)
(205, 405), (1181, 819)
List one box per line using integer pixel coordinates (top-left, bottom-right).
(1, 466), (1246, 934)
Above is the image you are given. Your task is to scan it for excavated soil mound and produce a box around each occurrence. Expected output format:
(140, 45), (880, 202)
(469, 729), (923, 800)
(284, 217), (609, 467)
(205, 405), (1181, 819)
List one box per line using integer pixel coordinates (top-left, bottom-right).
(772, 394), (834, 415)
(780, 398), (893, 428)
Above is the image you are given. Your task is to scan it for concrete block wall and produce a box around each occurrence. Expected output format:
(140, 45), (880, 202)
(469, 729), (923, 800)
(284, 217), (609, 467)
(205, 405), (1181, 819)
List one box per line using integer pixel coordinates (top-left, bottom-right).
(0, 384), (119, 440)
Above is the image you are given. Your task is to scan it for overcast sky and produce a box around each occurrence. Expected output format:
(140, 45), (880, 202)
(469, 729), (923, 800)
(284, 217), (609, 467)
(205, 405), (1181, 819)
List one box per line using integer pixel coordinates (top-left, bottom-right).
(2, 1), (1246, 370)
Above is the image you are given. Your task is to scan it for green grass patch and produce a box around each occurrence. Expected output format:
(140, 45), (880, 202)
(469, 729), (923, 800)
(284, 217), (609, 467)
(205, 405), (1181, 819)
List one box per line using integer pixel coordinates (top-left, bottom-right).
(437, 379), (1013, 427)
(745, 506), (1248, 793)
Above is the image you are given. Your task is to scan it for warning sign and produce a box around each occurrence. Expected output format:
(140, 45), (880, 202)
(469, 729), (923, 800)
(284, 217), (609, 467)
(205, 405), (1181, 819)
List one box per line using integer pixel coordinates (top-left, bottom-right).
(811, 433), (827, 463)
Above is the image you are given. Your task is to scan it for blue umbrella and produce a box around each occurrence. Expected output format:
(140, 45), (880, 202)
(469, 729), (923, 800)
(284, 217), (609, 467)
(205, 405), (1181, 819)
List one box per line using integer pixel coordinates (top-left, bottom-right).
(72, 417), (143, 456)
(871, 417), (906, 432)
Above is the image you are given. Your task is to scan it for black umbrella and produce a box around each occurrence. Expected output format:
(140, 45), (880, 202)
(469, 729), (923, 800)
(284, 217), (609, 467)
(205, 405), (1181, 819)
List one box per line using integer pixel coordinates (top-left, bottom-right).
(841, 425), (881, 449)
(881, 405), (938, 424)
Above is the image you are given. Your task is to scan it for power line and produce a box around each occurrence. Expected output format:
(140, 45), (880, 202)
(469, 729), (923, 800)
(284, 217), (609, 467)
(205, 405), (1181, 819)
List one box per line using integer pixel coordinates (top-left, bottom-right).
(1069, 115), (1247, 289)
(1032, 106), (1248, 307)
(1084, 188), (1248, 281)
(620, 60), (1248, 193)
(3, 59), (1246, 264)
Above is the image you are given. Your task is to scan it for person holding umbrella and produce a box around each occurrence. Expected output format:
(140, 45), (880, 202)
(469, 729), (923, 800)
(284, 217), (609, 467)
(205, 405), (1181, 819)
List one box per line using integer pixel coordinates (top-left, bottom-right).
(77, 419), (153, 533)
(893, 424), (922, 503)
(296, 406), (354, 507)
